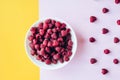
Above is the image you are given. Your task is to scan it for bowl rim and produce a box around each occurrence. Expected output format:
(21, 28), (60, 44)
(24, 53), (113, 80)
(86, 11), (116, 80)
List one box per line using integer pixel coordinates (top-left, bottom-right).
(24, 17), (77, 70)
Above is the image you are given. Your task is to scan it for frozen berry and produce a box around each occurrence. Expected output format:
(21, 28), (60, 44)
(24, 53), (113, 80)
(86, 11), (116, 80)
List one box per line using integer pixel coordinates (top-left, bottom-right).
(117, 20), (120, 25)
(102, 8), (109, 13)
(113, 58), (119, 64)
(114, 37), (119, 43)
(101, 68), (108, 75)
(104, 49), (110, 54)
(90, 16), (97, 23)
(90, 58), (97, 64)
(89, 37), (96, 43)
(102, 28), (109, 34)
(115, 0), (120, 4)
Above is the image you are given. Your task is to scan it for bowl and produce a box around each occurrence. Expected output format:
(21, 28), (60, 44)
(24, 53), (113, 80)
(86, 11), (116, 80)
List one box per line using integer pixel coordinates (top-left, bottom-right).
(25, 17), (77, 70)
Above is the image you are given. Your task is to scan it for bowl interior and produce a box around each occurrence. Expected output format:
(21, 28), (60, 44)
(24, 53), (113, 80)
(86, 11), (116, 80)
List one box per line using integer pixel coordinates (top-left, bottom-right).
(25, 17), (77, 70)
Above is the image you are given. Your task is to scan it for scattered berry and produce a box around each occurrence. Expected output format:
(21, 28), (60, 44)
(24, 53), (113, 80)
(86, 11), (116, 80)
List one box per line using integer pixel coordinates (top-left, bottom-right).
(104, 49), (110, 54)
(101, 68), (109, 75)
(115, 0), (120, 4)
(90, 16), (97, 23)
(117, 20), (120, 25)
(102, 8), (109, 13)
(102, 28), (109, 34)
(90, 58), (97, 64)
(89, 37), (96, 43)
(114, 37), (120, 43)
(113, 58), (119, 64)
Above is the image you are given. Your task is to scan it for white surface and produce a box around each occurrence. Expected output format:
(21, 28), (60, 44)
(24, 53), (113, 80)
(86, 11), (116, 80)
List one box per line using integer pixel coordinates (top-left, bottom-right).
(39, 0), (120, 80)
(25, 18), (77, 70)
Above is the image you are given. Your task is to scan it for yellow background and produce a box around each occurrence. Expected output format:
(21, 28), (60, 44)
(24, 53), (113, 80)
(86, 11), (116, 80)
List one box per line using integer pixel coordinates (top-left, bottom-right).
(0, 0), (39, 80)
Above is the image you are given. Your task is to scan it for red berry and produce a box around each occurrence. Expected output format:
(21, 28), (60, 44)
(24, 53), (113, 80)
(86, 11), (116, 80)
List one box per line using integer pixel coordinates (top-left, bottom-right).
(117, 20), (120, 25)
(52, 59), (57, 64)
(55, 21), (61, 27)
(45, 59), (51, 65)
(47, 41), (52, 47)
(28, 35), (34, 41)
(32, 39), (37, 44)
(114, 37), (119, 43)
(53, 54), (60, 60)
(36, 55), (42, 60)
(45, 19), (51, 24)
(115, 0), (120, 4)
(34, 44), (40, 50)
(90, 16), (97, 23)
(66, 51), (72, 57)
(57, 37), (63, 42)
(61, 30), (67, 37)
(30, 27), (37, 34)
(51, 20), (56, 25)
(39, 29), (45, 36)
(102, 28), (109, 34)
(61, 23), (66, 29)
(43, 23), (49, 30)
(90, 58), (97, 64)
(39, 48), (45, 56)
(63, 56), (70, 61)
(55, 47), (61, 52)
(43, 39), (48, 46)
(51, 33), (57, 39)
(102, 8), (109, 13)
(45, 47), (51, 53)
(89, 37), (96, 43)
(68, 40), (73, 46)
(59, 58), (64, 63)
(38, 22), (43, 29)
(104, 49), (110, 54)
(52, 40), (59, 47)
(30, 50), (36, 56)
(29, 43), (35, 49)
(101, 68), (108, 75)
(113, 58), (119, 64)
(47, 29), (53, 34)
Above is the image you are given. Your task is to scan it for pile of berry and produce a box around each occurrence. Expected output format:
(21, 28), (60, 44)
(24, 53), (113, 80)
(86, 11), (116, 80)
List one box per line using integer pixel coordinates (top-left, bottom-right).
(28, 19), (73, 65)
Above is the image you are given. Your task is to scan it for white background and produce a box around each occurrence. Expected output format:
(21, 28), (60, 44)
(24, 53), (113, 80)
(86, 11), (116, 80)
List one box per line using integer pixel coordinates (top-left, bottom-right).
(39, 0), (120, 80)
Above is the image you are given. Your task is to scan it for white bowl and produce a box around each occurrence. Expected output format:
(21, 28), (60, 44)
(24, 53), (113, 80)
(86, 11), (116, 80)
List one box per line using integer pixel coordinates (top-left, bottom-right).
(25, 17), (77, 70)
